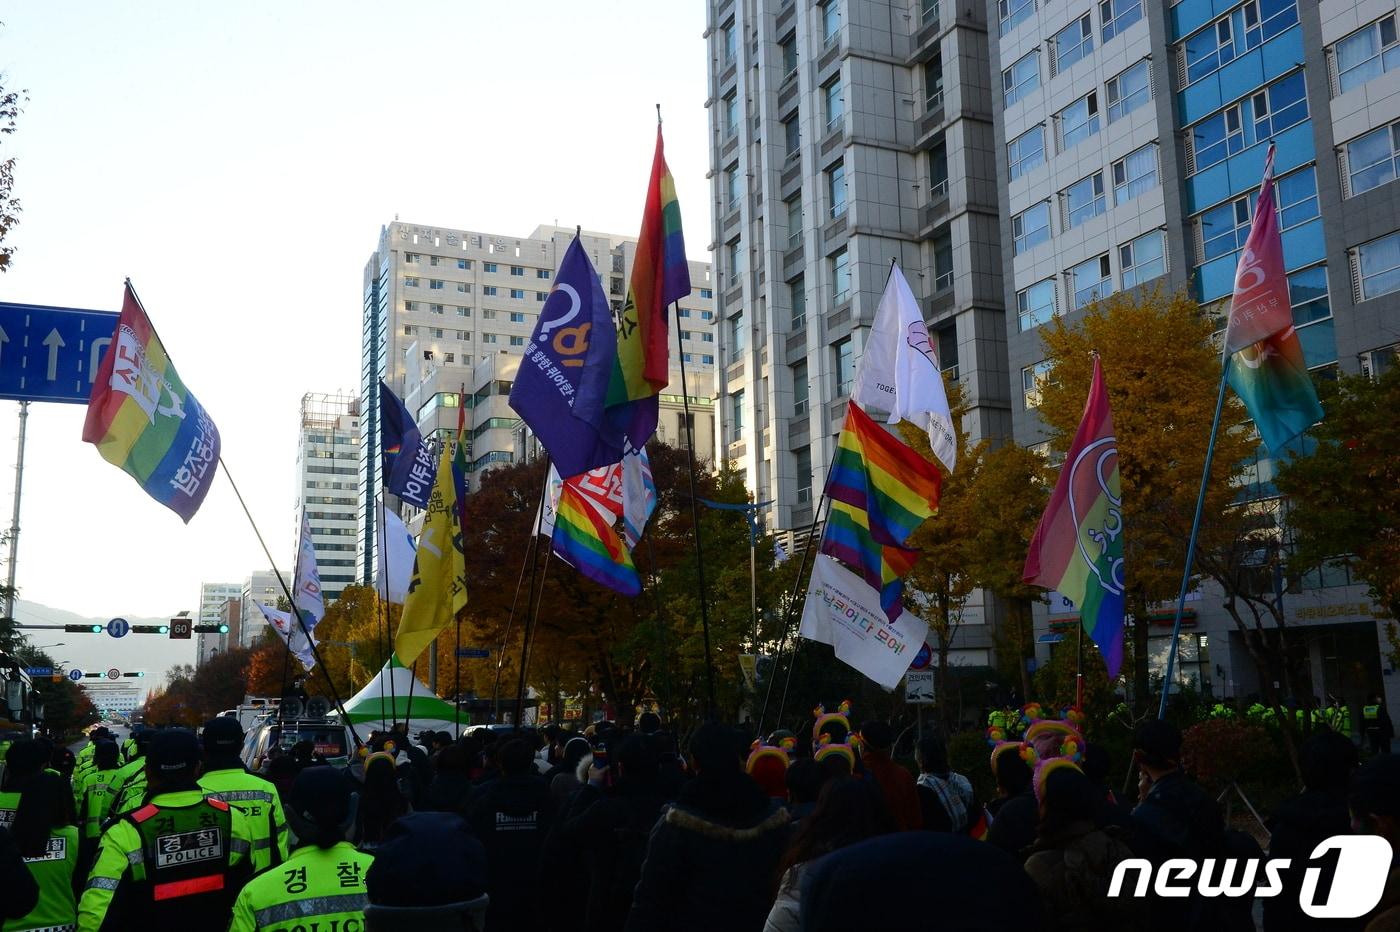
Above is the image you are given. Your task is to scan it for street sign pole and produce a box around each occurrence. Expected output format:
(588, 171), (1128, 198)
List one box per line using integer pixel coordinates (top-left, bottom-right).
(5, 400), (26, 623)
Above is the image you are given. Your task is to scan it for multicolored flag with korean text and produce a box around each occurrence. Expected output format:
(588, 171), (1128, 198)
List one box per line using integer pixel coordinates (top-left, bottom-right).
(605, 124), (691, 450)
(380, 379), (436, 509)
(1022, 356), (1125, 678)
(82, 282), (221, 523)
(1223, 144), (1324, 455)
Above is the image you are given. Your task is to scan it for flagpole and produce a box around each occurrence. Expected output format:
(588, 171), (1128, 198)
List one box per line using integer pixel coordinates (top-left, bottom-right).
(513, 455), (553, 726)
(1157, 356), (1231, 719)
(218, 458), (362, 749)
(492, 513), (540, 722)
(405, 659), (417, 736)
(673, 300), (718, 718)
(515, 547), (554, 729)
(758, 488), (829, 735)
(378, 494), (396, 730)
(643, 533), (674, 719)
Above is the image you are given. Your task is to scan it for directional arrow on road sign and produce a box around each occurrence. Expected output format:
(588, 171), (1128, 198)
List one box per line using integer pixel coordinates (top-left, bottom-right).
(0, 302), (119, 404)
(107, 618), (130, 639)
(68, 669), (84, 681)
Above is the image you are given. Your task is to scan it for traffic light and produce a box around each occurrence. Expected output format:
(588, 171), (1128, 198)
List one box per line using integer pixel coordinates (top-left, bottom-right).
(193, 624), (230, 634)
(131, 625), (169, 634)
(64, 624), (103, 633)
(123, 671), (146, 678)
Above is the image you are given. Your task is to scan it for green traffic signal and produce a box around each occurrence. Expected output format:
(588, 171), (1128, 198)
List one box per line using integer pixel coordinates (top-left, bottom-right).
(158, 625), (169, 634)
(219, 624), (229, 634)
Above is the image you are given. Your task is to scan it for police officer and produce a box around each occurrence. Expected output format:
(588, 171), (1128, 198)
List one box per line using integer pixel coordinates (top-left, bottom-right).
(198, 716), (288, 871)
(78, 729), (255, 931)
(9, 771), (80, 931)
(75, 740), (123, 865)
(105, 729), (155, 817)
(1364, 694), (1394, 755)
(229, 766), (373, 932)
(72, 727), (114, 789)
(1, 739), (49, 830)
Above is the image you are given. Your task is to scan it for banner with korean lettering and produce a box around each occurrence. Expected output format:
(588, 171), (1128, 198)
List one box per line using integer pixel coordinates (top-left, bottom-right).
(799, 554), (929, 690)
(380, 379), (436, 509)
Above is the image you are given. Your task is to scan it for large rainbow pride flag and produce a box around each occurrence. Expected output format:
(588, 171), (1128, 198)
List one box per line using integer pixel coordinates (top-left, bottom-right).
(82, 282), (221, 523)
(552, 482), (640, 597)
(1022, 356), (1125, 677)
(606, 124), (691, 449)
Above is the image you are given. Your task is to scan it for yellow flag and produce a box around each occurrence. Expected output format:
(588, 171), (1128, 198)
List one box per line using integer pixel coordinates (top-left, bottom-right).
(394, 440), (468, 665)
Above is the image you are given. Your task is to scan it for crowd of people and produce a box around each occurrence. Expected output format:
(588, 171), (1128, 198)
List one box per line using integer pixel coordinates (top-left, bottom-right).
(0, 704), (1397, 931)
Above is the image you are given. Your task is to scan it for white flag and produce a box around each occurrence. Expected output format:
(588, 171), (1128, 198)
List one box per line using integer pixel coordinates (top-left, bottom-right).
(375, 507), (418, 604)
(773, 540), (789, 566)
(621, 447), (656, 551)
(799, 554), (929, 690)
(535, 465), (565, 538)
(293, 510), (325, 627)
(255, 600), (318, 672)
(851, 262), (957, 474)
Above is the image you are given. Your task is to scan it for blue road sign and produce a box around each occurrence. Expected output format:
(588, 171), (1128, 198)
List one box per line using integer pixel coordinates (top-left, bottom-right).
(0, 302), (119, 404)
(455, 647), (490, 659)
(68, 669), (84, 681)
(107, 618), (130, 639)
(24, 666), (53, 677)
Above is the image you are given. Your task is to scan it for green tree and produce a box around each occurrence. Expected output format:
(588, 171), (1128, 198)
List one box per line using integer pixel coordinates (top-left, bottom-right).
(1275, 366), (1400, 665)
(1036, 290), (1255, 710)
(0, 67), (23, 271)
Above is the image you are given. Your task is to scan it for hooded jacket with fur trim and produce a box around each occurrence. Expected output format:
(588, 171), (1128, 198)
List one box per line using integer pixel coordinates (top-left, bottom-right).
(625, 771), (791, 932)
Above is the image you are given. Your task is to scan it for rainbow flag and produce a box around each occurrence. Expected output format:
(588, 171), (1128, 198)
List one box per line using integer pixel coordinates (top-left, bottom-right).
(552, 482), (640, 597)
(1223, 145), (1323, 454)
(825, 403), (942, 548)
(820, 500), (919, 621)
(606, 124), (691, 448)
(82, 282), (221, 523)
(1023, 356), (1125, 678)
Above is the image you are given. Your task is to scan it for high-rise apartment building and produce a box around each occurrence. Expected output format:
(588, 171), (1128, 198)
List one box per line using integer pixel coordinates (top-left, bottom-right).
(296, 392), (360, 602)
(987, 0), (1400, 710)
(195, 581), (241, 667)
(706, 0), (1010, 663)
(360, 222), (716, 578)
(240, 569), (289, 648)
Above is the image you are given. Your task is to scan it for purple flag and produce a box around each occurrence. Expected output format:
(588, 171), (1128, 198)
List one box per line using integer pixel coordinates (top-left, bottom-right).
(509, 234), (624, 478)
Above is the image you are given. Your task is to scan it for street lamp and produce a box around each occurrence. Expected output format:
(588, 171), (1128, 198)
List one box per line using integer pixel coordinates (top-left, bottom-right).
(30, 642), (65, 650)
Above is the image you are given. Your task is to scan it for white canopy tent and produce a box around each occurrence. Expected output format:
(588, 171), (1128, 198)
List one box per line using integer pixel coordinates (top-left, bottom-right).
(340, 655), (472, 735)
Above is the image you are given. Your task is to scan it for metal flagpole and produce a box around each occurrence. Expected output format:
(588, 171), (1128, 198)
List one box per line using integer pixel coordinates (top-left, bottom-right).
(4, 401), (27, 625)
(1158, 356), (1231, 719)
(758, 489), (829, 734)
(379, 494), (396, 729)
(513, 456), (553, 726)
(492, 515), (540, 721)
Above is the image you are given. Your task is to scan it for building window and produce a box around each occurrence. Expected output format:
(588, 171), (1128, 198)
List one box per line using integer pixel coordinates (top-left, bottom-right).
(510, 266), (524, 276)
(404, 277), (419, 288)
(1023, 360), (1053, 409)
(831, 248), (850, 303)
(456, 330), (468, 340)
(1107, 59), (1151, 123)
(834, 338), (854, 396)
(1345, 122), (1400, 196)
(536, 291), (547, 302)
(1099, 0), (1141, 42)
(827, 162), (847, 218)
(999, 0), (1034, 36)
(1058, 92), (1100, 151)
(929, 139), (949, 196)
(431, 327), (445, 338)
(1335, 14), (1400, 94)
(404, 300), (417, 312)
(726, 239), (743, 286)
(824, 78), (844, 132)
(702, 354), (715, 365)
(925, 55), (944, 110)
(405, 253), (419, 264)
(458, 258), (471, 270)
(722, 17), (736, 65)
(1289, 264), (1330, 326)
(430, 256), (440, 266)
(786, 196), (804, 249)
(1054, 14), (1094, 74)
(1112, 144), (1158, 204)
(726, 165), (741, 210)
(792, 361), (809, 415)
(1070, 253), (1113, 309)
(509, 335), (525, 347)
(728, 314), (746, 356)
(781, 33), (798, 75)
(457, 282), (469, 293)
(403, 325), (415, 336)
(1356, 231), (1400, 300)
(791, 276), (807, 330)
(723, 92), (738, 138)
(484, 286), (497, 296)
(1012, 201), (1052, 255)
(700, 288), (713, 299)
(509, 311), (526, 323)
(484, 262), (497, 273)
(1253, 71), (1308, 140)
(483, 309), (497, 319)
(1063, 172), (1107, 228)
(1120, 231), (1166, 288)
(1003, 51), (1039, 107)
(1196, 166), (1317, 263)
(509, 289), (525, 300)
(1017, 279), (1057, 331)
(700, 332), (715, 343)
(482, 333), (498, 344)
(821, 0), (841, 45)
(784, 113), (801, 156)
(430, 304), (444, 314)
(933, 232), (954, 291)
(456, 307), (470, 317)
(795, 446), (813, 503)
(729, 389), (745, 442)
(1007, 126), (1045, 181)
(536, 268), (550, 279)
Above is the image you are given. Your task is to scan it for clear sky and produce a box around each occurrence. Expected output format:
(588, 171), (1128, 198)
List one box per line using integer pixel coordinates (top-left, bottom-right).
(0, 2), (713, 633)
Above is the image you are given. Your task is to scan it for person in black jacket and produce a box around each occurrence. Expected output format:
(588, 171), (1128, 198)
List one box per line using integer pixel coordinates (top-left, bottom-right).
(551, 734), (670, 932)
(1263, 730), (1358, 932)
(467, 737), (554, 932)
(626, 723), (790, 932)
(985, 744), (1037, 859)
(0, 824), (39, 920)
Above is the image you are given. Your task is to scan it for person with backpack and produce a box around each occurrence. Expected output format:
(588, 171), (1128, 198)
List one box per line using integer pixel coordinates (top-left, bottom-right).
(7, 772), (80, 932)
(914, 734), (977, 834)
